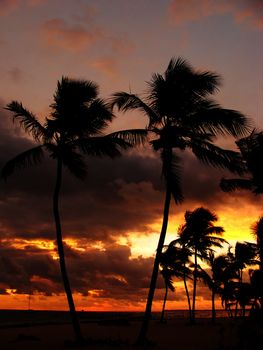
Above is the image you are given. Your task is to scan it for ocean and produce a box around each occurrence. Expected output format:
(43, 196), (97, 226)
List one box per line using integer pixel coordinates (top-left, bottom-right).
(0, 309), (237, 328)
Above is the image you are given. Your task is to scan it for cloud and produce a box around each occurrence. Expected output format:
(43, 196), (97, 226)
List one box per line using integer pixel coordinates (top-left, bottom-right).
(7, 67), (25, 83)
(168, 0), (263, 30)
(0, 0), (20, 16)
(41, 18), (102, 52)
(0, 0), (46, 16)
(91, 57), (119, 77)
(110, 35), (135, 55)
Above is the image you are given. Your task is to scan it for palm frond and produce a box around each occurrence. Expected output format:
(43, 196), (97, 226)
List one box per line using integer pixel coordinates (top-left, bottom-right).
(51, 77), (99, 118)
(111, 92), (159, 126)
(75, 136), (131, 158)
(220, 178), (253, 192)
(190, 140), (246, 175)
(62, 151), (87, 180)
(5, 101), (47, 141)
(108, 129), (148, 147)
(1, 145), (45, 180)
(190, 100), (252, 137)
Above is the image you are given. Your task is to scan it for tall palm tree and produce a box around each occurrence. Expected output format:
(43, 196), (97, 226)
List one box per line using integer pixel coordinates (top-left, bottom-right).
(179, 207), (226, 323)
(1, 77), (147, 344)
(112, 57), (250, 343)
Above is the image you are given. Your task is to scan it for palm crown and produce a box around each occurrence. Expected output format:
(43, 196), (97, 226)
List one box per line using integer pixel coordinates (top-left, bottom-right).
(112, 57), (251, 203)
(2, 77), (146, 179)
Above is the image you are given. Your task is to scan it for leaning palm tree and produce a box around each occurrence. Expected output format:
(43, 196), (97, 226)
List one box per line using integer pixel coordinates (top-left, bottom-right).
(159, 268), (175, 323)
(169, 233), (193, 321)
(112, 57), (251, 343)
(1, 77), (146, 344)
(179, 207), (226, 323)
(159, 243), (192, 322)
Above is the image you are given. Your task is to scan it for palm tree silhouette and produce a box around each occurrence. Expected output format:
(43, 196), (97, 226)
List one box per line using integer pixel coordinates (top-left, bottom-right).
(112, 57), (250, 343)
(159, 243), (192, 322)
(159, 267), (175, 323)
(252, 217), (263, 271)
(1, 77), (146, 344)
(199, 253), (231, 323)
(179, 207), (226, 323)
(169, 234), (193, 321)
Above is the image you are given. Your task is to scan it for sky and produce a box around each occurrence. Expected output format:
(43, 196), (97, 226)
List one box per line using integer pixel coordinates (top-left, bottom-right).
(0, 0), (263, 311)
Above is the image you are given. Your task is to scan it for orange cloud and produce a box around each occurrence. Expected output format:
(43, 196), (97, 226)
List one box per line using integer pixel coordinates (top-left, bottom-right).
(0, 0), (20, 16)
(41, 18), (102, 52)
(0, 0), (46, 16)
(169, 0), (263, 30)
(91, 57), (119, 77)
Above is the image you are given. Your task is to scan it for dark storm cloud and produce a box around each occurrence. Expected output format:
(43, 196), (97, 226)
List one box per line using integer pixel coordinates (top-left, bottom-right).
(0, 240), (156, 300)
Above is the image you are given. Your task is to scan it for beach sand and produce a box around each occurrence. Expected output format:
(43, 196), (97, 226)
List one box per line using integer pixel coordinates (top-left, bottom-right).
(0, 317), (262, 349)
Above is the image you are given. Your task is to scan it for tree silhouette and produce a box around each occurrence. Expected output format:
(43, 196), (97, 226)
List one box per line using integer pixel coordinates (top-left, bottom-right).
(199, 253), (231, 323)
(112, 57), (250, 344)
(1, 77), (146, 344)
(179, 207), (226, 323)
(159, 243), (192, 322)
(252, 217), (263, 271)
(170, 232), (194, 322)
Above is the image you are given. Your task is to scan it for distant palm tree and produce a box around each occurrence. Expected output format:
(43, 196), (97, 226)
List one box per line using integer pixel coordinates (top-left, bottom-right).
(159, 243), (192, 322)
(159, 268), (175, 323)
(1, 77), (146, 344)
(112, 57), (250, 343)
(222, 242), (257, 317)
(252, 217), (263, 271)
(179, 207), (226, 323)
(199, 253), (230, 324)
(170, 232), (193, 322)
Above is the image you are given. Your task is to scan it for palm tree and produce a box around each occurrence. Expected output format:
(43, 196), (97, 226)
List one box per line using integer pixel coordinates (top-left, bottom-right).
(252, 217), (263, 271)
(159, 243), (192, 322)
(170, 232), (193, 322)
(159, 268), (175, 323)
(179, 207), (226, 323)
(199, 253), (231, 323)
(1, 77), (146, 344)
(112, 57), (250, 343)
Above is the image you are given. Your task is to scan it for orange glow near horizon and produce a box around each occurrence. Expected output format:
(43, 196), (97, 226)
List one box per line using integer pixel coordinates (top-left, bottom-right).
(0, 205), (260, 311)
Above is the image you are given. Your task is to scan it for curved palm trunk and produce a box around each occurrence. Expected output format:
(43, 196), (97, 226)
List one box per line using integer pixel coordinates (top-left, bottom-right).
(192, 247), (198, 324)
(136, 188), (171, 345)
(160, 283), (168, 323)
(53, 158), (84, 343)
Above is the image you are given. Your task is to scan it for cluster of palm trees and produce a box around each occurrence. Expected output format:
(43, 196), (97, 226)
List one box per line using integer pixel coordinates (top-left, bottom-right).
(159, 209), (263, 325)
(1, 56), (262, 345)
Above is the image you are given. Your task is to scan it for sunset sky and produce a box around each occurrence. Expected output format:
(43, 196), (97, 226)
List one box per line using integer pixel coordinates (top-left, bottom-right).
(0, 0), (263, 311)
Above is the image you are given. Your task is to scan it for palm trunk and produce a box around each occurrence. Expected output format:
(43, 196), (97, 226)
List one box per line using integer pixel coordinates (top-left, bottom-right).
(160, 283), (168, 323)
(53, 158), (83, 343)
(212, 289), (216, 324)
(183, 262), (192, 322)
(136, 188), (171, 345)
(192, 247), (198, 324)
